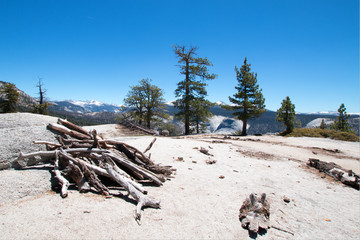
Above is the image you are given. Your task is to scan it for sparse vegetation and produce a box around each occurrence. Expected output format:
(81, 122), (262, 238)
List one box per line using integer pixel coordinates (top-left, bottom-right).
(285, 128), (360, 142)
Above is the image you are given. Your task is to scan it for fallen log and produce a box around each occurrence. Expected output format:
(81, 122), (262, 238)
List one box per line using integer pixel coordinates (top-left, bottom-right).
(16, 148), (109, 166)
(308, 158), (359, 190)
(104, 152), (164, 186)
(48, 123), (91, 140)
(57, 118), (91, 137)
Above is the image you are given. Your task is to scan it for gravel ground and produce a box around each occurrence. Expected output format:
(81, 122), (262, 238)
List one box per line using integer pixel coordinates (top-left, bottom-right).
(0, 113), (58, 170)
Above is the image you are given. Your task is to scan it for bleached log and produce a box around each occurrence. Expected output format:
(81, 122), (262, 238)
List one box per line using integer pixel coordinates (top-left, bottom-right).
(105, 152), (163, 186)
(62, 159), (91, 193)
(48, 123), (91, 140)
(60, 151), (147, 194)
(16, 148), (109, 167)
(54, 151), (70, 198)
(124, 121), (158, 135)
(308, 158), (359, 190)
(103, 156), (147, 194)
(100, 140), (155, 165)
(59, 149), (110, 196)
(33, 141), (62, 148)
(105, 163), (160, 221)
(57, 118), (91, 137)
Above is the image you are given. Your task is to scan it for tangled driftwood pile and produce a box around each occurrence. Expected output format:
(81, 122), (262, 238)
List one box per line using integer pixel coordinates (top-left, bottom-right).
(14, 119), (175, 221)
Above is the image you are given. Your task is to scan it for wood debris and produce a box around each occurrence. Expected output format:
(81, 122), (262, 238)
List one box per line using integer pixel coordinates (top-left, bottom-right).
(239, 193), (270, 233)
(14, 118), (176, 222)
(307, 158), (359, 190)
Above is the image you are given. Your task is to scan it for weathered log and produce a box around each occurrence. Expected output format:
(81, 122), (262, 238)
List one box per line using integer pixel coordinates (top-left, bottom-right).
(103, 156), (147, 194)
(58, 118), (91, 137)
(308, 158), (359, 190)
(239, 193), (270, 233)
(33, 141), (62, 148)
(48, 123), (91, 140)
(61, 157), (91, 193)
(16, 148), (109, 167)
(59, 151), (147, 195)
(105, 163), (160, 221)
(125, 121), (158, 135)
(59, 150), (110, 196)
(100, 140), (155, 165)
(104, 152), (164, 186)
(54, 151), (70, 198)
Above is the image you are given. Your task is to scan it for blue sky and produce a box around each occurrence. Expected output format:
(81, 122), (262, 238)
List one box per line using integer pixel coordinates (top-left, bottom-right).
(0, 0), (358, 113)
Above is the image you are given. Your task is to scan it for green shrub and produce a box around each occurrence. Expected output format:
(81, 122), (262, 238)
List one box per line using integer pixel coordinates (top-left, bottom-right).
(284, 128), (360, 142)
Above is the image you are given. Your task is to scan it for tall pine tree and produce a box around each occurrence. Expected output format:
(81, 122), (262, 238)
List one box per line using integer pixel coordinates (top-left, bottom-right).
(331, 103), (350, 132)
(173, 45), (216, 135)
(276, 96), (296, 134)
(226, 58), (266, 136)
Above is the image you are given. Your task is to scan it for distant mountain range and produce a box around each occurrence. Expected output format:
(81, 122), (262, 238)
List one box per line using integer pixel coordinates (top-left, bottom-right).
(1, 81), (359, 135)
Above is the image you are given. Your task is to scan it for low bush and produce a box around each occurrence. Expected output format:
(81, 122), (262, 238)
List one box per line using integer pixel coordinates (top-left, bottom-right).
(284, 128), (360, 142)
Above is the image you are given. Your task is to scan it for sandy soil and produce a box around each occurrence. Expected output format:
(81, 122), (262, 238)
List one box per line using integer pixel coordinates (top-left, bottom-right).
(0, 124), (359, 239)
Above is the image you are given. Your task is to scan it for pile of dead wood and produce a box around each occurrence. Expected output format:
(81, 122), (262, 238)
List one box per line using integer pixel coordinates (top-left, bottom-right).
(14, 118), (175, 222)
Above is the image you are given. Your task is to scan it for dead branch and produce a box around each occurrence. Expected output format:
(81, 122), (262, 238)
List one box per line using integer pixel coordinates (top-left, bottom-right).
(54, 151), (69, 198)
(144, 138), (157, 153)
(105, 163), (160, 221)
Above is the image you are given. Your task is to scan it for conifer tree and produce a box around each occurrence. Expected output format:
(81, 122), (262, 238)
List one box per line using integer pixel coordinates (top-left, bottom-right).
(331, 103), (350, 132)
(319, 119), (327, 129)
(276, 96), (296, 134)
(0, 82), (20, 113)
(173, 45), (216, 135)
(124, 78), (166, 128)
(225, 58), (266, 136)
(189, 98), (214, 134)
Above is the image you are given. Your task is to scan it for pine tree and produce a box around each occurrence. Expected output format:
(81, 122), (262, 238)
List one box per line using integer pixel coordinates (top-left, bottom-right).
(276, 96), (296, 134)
(124, 78), (166, 128)
(173, 45), (216, 135)
(225, 58), (266, 136)
(319, 119), (327, 129)
(331, 103), (350, 132)
(189, 98), (214, 134)
(0, 82), (20, 113)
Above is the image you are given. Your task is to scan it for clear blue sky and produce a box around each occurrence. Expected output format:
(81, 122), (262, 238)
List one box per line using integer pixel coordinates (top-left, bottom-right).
(0, 0), (358, 113)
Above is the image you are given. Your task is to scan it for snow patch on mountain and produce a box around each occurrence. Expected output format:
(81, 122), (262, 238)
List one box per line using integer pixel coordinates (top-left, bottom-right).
(207, 115), (247, 134)
(306, 118), (334, 128)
